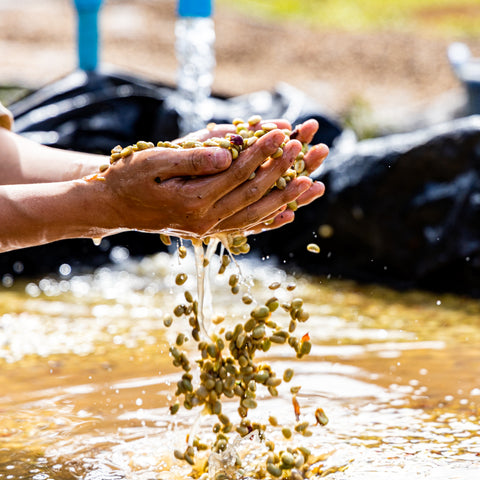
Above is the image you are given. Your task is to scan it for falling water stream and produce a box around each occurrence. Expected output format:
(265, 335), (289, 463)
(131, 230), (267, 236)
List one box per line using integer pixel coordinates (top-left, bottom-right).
(0, 249), (479, 479)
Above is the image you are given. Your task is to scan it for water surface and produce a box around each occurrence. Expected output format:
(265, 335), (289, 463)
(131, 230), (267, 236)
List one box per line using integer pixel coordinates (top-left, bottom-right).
(0, 251), (479, 479)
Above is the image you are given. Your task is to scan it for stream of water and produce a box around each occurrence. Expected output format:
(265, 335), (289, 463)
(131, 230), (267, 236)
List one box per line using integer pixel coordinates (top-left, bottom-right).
(0, 249), (479, 479)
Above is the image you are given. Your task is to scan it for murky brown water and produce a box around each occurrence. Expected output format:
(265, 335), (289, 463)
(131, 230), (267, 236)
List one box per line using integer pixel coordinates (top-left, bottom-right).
(0, 251), (479, 479)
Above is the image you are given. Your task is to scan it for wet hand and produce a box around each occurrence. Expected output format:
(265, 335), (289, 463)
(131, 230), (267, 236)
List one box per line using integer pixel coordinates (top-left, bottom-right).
(189, 118), (328, 235)
(97, 129), (293, 237)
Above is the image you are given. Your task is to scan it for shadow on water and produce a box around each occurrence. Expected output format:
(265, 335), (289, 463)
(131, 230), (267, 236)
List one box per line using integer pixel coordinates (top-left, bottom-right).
(0, 252), (479, 479)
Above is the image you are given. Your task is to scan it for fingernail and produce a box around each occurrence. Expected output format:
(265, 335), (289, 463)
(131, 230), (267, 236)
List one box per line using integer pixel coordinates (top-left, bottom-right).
(298, 177), (312, 193)
(289, 139), (302, 156)
(266, 129), (285, 146)
(213, 149), (230, 169)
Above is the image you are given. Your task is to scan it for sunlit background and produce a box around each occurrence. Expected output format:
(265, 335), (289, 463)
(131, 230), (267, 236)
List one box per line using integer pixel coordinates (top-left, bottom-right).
(1, 1), (480, 479)
(1, 0), (480, 136)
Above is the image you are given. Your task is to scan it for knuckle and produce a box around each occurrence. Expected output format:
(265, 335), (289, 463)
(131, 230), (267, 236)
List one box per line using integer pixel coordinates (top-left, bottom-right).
(258, 139), (276, 159)
(212, 149), (231, 170)
(189, 151), (204, 173)
(244, 185), (260, 202)
(231, 163), (249, 182)
(258, 131), (283, 157)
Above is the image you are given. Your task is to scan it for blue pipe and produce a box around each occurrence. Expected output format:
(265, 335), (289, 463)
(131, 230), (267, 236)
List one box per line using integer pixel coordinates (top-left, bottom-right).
(178, 0), (213, 18)
(73, 0), (103, 71)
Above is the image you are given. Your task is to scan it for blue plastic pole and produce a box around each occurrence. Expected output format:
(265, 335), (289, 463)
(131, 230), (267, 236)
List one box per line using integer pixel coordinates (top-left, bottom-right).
(177, 0), (212, 18)
(73, 0), (103, 71)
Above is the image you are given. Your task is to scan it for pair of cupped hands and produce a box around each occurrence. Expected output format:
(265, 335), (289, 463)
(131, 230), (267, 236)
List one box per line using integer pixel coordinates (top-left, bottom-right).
(97, 118), (328, 239)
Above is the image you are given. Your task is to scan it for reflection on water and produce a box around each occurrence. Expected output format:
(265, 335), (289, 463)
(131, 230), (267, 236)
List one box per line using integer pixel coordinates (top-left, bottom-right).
(0, 251), (479, 479)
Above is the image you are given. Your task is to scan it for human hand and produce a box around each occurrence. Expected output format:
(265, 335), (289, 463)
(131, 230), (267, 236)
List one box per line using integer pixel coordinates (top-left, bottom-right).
(182, 118), (328, 235)
(0, 118), (327, 253)
(247, 119), (328, 234)
(94, 128), (310, 238)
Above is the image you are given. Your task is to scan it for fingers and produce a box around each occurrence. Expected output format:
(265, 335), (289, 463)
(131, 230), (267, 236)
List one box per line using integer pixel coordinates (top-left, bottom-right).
(198, 124), (235, 140)
(213, 176), (312, 232)
(212, 139), (302, 218)
(303, 143), (329, 175)
(247, 209), (295, 235)
(141, 147), (232, 180)
(175, 124), (234, 143)
(202, 129), (287, 201)
(244, 180), (325, 235)
(177, 118), (317, 145)
(290, 119), (319, 144)
(295, 180), (325, 207)
(244, 179), (325, 236)
(163, 117), (327, 237)
(256, 119), (292, 131)
(179, 119), (293, 143)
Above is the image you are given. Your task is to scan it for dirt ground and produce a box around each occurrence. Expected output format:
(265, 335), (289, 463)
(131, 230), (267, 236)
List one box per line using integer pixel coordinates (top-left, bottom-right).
(1, 0), (480, 130)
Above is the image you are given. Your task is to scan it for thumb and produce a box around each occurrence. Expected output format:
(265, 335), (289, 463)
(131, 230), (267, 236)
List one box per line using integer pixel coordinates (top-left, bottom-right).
(147, 147), (232, 180)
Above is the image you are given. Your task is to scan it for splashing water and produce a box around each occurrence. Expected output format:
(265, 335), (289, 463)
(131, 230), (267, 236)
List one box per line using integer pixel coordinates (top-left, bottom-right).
(208, 431), (264, 480)
(192, 237), (221, 341)
(1, 252), (480, 479)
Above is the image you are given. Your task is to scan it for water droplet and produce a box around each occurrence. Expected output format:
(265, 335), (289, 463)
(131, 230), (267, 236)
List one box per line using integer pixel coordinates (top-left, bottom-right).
(59, 263), (71, 276)
(25, 282), (41, 297)
(110, 246), (130, 264)
(13, 261), (24, 273)
(2, 274), (13, 288)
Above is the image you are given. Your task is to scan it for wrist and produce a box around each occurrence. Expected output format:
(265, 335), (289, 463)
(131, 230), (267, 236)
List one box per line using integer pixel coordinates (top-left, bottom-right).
(37, 178), (119, 243)
(71, 176), (127, 236)
(74, 154), (110, 180)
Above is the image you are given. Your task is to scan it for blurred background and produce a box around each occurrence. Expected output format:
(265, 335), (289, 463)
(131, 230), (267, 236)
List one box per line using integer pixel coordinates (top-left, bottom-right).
(1, 0), (480, 138)
(3, 0), (480, 294)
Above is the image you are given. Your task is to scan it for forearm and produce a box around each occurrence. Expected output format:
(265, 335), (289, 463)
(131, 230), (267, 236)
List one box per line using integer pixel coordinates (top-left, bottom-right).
(0, 180), (123, 252)
(0, 127), (106, 185)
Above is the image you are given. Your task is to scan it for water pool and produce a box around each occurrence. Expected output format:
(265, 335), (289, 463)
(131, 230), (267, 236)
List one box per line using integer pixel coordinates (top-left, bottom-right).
(0, 251), (479, 479)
